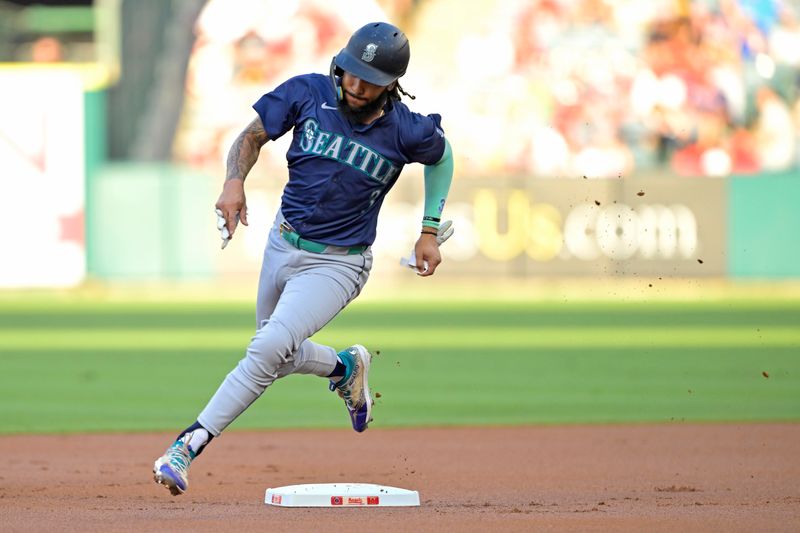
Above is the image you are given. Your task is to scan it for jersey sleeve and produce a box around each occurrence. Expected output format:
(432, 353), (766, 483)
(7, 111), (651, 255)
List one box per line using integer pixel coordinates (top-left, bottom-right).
(400, 112), (447, 165)
(252, 76), (308, 140)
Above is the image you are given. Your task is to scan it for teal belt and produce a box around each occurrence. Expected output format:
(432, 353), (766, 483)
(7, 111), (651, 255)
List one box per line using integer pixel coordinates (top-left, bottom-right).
(279, 222), (367, 255)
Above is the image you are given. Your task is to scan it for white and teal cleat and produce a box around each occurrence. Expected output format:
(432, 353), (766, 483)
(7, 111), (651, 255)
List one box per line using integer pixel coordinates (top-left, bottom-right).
(330, 345), (373, 433)
(153, 433), (197, 496)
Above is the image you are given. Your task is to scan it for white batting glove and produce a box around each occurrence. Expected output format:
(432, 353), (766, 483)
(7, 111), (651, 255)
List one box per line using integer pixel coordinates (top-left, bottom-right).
(215, 208), (240, 249)
(400, 220), (454, 272)
(436, 220), (454, 246)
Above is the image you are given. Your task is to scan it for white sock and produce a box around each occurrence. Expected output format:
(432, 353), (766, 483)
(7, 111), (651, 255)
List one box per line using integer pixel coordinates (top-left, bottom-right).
(188, 428), (209, 453)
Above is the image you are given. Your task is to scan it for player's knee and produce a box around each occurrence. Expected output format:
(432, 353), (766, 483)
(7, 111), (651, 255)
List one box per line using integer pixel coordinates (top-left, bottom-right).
(246, 318), (299, 367)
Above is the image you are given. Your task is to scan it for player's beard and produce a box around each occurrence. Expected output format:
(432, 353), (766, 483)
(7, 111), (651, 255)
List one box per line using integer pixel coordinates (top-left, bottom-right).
(338, 89), (389, 123)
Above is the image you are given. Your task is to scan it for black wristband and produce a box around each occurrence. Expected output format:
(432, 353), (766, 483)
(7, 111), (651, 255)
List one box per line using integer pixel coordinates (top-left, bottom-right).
(421, 230), (437, 235)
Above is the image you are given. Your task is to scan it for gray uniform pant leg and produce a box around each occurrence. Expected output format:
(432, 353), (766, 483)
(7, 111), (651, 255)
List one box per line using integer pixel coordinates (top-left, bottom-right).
(197, 219), (371, 436)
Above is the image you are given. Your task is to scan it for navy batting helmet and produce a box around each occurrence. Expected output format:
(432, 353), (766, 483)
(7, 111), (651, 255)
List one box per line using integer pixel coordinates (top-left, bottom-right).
(330, 22), (410, 93)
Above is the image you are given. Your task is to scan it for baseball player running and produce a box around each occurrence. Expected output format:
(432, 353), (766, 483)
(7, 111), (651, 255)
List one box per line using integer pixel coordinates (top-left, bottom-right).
(153, 22), (454, 495)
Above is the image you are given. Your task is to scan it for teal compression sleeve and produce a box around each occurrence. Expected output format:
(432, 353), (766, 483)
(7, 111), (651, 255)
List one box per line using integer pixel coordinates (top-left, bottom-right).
(422, 139), (453, 228)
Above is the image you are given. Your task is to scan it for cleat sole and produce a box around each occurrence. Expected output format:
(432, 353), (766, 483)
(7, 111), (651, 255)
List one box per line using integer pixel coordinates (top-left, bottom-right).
(153, 463), (186, 496)
(352, 345), (373, 432)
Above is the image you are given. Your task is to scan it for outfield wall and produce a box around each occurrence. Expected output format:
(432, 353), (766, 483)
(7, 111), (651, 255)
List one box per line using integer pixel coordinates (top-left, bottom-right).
(728, 172), (800, 279)
(0, 69), (86, 288)
(77, 164), (798, 283)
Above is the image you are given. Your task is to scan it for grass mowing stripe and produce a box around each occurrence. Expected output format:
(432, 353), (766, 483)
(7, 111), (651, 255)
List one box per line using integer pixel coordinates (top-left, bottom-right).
(0, 298), (798, 434)
(2, 300), (800, 329)
(0, 347), (797, 434)
(1, 326), (798, 349)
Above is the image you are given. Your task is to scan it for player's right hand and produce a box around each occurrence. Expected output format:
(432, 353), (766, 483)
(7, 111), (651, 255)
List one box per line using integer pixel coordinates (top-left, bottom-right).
(215, 179), (249, 245)
(215, 209), (239, 249)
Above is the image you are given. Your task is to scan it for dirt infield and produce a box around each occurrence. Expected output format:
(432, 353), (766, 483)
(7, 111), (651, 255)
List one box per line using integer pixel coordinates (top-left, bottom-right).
(1, 423), (798, 532)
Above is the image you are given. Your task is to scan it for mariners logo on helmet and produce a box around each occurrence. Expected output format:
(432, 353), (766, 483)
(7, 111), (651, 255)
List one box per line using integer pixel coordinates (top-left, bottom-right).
(361, 43), (378, 62)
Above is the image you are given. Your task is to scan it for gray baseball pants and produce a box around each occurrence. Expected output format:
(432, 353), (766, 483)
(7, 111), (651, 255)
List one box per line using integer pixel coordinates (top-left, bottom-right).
(197, 211), (372, 436)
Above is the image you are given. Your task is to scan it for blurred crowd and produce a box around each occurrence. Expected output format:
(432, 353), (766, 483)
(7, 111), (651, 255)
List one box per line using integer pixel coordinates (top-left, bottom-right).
(175, 0), (800, 178)
(429, 0), (800, 177)
(174, 0), (390, 175)
(635, 0), (800, 177)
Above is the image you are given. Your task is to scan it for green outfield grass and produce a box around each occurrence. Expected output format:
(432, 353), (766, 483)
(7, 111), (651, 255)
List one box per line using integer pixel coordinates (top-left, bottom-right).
(0, 297), (798, 434)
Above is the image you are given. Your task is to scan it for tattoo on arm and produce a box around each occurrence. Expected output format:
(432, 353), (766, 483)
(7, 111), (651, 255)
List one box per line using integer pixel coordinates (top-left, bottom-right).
(226, 118), (269, 182)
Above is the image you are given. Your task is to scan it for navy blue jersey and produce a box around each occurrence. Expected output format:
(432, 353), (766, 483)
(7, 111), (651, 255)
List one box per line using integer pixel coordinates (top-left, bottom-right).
(253, 73), (446, 247)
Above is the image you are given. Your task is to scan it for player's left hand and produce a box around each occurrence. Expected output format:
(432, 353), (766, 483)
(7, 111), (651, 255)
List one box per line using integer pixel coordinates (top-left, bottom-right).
(413, 232), (441, 277)
(400, 220), (454, 275)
